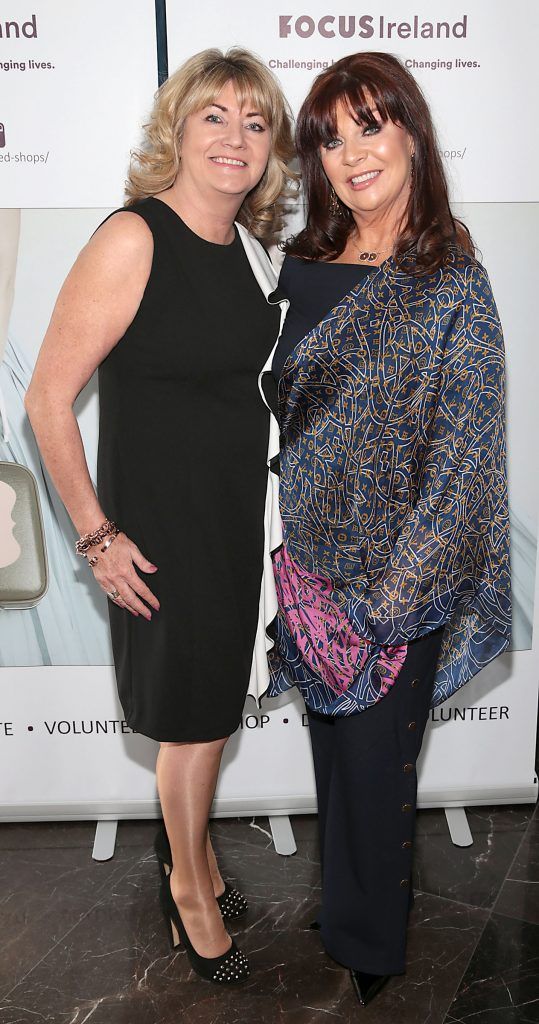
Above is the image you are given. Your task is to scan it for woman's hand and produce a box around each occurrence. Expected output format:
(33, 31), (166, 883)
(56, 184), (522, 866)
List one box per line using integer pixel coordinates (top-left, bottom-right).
(92, 532), (159, 620)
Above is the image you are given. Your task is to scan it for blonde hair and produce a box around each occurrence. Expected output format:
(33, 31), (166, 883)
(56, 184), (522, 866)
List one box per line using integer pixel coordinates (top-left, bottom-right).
(125, 48), (296, 243)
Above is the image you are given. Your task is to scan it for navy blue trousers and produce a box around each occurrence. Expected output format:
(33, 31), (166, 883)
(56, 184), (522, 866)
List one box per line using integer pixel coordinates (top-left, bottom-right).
(308, 627), (444, 975)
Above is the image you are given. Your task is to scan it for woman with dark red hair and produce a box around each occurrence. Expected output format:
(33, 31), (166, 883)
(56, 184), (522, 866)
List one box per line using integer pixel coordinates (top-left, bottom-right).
(267, 52), (511, 1006)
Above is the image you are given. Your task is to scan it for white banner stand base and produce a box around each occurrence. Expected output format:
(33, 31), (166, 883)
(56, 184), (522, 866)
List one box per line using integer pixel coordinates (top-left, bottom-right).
(92, 819), (118, 861)
(88, 800), (514, 861)
(269, 814), (297, 856)
(89, 811), (473, 862)
(90, 815), (299, 861)
(444, 807), (474, 847)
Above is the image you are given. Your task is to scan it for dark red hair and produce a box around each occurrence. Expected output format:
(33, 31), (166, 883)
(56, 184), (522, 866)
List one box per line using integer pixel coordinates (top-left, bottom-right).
(286, 52), (473, 272)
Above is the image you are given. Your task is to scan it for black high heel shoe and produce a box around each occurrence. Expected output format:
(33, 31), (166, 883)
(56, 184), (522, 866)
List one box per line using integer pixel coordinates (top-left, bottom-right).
(154, 823), (249, 921)
(160, 873), (250, 984)
(350, 969), (391, 1007)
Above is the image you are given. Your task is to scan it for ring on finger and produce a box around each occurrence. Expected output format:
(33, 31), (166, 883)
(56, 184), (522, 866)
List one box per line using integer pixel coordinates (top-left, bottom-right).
(106, 588), (121, 600)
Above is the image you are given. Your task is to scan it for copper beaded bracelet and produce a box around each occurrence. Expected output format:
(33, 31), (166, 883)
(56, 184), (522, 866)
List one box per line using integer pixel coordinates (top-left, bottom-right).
(76, 519), (119, 567)
(75, 519), (117, 555)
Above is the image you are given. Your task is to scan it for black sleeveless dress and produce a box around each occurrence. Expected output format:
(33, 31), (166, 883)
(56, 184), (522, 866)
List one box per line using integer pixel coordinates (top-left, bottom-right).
(97, 197), (280, 741)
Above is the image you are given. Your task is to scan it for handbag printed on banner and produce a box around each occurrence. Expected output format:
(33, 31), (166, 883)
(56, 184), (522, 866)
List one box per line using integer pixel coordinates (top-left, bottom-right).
(0, 461), (48, 609)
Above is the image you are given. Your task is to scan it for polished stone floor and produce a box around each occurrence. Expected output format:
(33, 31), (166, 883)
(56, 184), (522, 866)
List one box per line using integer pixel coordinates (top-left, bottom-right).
(0, 804), (538, 1023)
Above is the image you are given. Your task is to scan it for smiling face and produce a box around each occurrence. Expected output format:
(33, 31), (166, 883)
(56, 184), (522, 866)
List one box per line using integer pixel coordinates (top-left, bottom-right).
(178, 79), (272, 203)
(320, 99), (414, 223)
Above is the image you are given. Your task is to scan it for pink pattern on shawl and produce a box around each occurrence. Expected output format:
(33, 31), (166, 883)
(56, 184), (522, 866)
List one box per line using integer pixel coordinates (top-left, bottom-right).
(273, 546), (407, 698)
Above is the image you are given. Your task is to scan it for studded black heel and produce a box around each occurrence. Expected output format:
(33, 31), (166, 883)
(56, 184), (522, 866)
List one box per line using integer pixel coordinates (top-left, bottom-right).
(216, 881), (249, 920)
(154, 823), (249, 920)
(159, 874), (250, 985)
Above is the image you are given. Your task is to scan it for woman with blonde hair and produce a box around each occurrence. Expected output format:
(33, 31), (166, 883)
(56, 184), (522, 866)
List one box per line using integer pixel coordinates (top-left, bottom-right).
(25, 48), (293, 984)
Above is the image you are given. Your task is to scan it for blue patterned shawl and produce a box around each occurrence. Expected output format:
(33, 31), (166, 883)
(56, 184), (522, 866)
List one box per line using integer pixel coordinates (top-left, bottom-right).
(268, 247), (511, 715)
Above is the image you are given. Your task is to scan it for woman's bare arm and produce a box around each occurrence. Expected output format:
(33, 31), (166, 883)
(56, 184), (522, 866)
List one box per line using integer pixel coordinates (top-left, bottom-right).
(25, 212), (159, 618)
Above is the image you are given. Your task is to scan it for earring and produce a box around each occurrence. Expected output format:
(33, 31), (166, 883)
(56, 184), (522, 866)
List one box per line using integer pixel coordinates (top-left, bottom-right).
(329, 187), (340, 216)
(410, 153), (415, 180)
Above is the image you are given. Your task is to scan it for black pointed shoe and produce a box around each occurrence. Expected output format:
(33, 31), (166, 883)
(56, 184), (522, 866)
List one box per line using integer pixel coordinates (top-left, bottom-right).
(159, 873), (250, 985)
(154, 823), (248, 921)
(350, 969), (390, 1007)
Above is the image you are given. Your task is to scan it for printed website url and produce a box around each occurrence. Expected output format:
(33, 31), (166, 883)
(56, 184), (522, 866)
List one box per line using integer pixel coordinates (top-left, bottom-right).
(443, 147), (466, 160)
(0, 150), (49, 163)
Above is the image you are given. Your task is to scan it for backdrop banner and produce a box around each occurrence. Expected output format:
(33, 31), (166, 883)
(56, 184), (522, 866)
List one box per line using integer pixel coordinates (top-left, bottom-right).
(0, 1), (157, 207)
(167, 0), (539, 204)
(0, 1), (537, 825)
